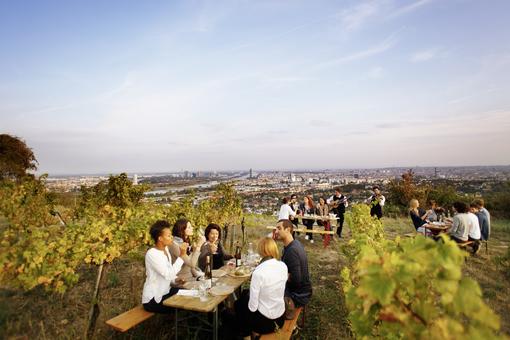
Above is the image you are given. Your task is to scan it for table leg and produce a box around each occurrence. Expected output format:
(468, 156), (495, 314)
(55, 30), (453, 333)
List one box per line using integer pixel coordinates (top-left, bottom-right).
(213, 307), (218, 340)
(175, 309), (178, 340)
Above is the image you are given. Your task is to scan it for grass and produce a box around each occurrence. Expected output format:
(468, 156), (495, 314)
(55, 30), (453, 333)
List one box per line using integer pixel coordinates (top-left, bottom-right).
(1, 214), (508, 339)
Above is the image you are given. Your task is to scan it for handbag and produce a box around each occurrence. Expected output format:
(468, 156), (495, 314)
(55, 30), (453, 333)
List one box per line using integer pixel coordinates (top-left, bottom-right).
(284, 296), (297, 320)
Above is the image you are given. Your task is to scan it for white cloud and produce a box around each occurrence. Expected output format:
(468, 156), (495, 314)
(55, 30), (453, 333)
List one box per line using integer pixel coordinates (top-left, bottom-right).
(411, 48), (438, 62)
(314, 35), (397, 71)
(339, 1), (381, 31)
(389, 0), (434, 19)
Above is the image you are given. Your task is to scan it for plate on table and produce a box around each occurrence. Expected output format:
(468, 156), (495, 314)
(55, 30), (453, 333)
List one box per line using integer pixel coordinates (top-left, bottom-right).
(210, 285), (235, 296)
(228, 266), (252, 278)
(212, 269), (227, 278)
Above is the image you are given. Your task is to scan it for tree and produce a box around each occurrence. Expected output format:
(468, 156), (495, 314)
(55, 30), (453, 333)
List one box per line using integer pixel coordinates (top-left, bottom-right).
(0, 134), (38, 180)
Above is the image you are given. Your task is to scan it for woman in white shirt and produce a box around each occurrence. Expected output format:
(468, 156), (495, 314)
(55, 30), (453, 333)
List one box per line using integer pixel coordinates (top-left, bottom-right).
(235, 237), (287, 338)
(142, 220), (187, 313)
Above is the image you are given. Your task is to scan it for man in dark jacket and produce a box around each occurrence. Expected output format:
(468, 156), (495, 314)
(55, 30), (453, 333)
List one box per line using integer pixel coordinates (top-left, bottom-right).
(275, 219), (312, 307)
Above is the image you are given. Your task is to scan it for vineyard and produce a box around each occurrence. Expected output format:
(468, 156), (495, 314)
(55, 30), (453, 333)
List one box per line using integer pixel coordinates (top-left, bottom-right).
(1, 175), (509, 339)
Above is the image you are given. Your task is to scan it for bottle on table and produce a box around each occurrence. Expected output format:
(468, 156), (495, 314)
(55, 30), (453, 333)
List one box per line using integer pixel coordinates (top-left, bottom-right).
(204, 255), (213, 288)
(235, 244), (242, 267)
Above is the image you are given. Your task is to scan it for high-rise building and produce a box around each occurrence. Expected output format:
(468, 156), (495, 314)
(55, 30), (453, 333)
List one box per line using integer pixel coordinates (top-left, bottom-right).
(249, 168), (253, 179)
(133, 174), (138, 185)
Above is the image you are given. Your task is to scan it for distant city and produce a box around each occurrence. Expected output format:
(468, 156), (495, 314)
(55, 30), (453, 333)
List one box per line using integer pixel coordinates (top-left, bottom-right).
(45, 166), (510, 215)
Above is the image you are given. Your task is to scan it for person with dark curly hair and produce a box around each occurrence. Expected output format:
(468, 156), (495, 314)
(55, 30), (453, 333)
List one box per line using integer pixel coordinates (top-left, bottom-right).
(448, 202), (470, 243)
(142, 220), (187, 313)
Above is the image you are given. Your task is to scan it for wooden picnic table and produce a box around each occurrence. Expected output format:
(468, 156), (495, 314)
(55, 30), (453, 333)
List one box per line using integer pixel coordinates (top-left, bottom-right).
(424, 222), (451, 231)
(163, 266), (250, 340)
(292, 214), (338, 222)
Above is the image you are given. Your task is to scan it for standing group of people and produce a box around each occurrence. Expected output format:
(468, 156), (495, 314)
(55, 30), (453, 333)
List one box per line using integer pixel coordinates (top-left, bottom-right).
(277, 186), (386, 240)
(141, 218), (313, 339)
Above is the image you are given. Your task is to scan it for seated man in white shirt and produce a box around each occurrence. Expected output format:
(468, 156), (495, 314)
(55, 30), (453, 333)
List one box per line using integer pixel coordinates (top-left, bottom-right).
(468, 204), (482, 254)
(235, 237), (287, 338)
(142, 220), (188, 313)
(278, 197), (296, 221)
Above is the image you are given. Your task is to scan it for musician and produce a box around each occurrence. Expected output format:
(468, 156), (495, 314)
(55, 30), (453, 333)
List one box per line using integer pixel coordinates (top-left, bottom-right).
(327, 187), (348, 238)
(366, 186), (385, 219)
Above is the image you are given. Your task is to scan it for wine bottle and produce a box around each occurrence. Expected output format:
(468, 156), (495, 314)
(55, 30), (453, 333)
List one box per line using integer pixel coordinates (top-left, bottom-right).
(235, 245), (242, 267)
(204, 255), (213, 288)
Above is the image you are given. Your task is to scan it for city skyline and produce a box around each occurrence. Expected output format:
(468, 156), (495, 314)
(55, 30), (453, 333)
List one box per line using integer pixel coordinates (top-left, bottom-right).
(2, 0), (510, 174)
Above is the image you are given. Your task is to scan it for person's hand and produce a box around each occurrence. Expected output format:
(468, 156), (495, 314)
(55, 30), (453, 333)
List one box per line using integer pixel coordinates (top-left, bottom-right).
(210, 243), (218, 254)
(179, 242), (188, 257)
(194, 235), (206, 249)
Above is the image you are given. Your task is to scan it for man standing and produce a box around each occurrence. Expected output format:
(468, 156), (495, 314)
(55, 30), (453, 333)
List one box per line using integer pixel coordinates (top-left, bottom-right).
(366, 186), (385, 219)
(275, 219), (312, 312)
(327, 187), (348, 238)
(473, 199), (490, 241)
(289, 194), (299, 229)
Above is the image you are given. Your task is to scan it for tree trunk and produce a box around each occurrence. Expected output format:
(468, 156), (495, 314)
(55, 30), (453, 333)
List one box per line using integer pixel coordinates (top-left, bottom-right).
(86, 262), (108, 339)
(241, 217), (245, 247)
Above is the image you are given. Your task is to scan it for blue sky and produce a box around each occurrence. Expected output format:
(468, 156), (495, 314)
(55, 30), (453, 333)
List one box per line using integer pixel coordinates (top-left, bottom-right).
(1, 0), (509, 174)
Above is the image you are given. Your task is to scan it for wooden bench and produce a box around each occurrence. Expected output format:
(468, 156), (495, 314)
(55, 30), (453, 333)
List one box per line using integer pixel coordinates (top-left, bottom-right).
(266, 226), (334, 235)
(105, 305), (154, 332)
(457, 240), (474, 250)
(260, 307), (303, 340)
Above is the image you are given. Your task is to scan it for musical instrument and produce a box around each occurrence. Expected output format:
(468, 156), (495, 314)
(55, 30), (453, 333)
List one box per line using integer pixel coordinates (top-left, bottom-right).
(328, 196), (348, 209)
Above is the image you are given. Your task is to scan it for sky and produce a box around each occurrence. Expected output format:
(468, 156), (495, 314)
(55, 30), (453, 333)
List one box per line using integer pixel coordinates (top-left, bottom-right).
(1, 0), (510, 174)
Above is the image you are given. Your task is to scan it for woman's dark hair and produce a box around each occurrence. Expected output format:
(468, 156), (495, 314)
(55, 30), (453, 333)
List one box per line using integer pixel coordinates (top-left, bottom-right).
(428, 200), (436, 207)
(452, 201), (468, 214)
(282, 197), (289, 204)
(172, 218), (190, 241)
(150, 220), (171, 243)
(205, 223), (222, 241)
(372, 185), (380, 191)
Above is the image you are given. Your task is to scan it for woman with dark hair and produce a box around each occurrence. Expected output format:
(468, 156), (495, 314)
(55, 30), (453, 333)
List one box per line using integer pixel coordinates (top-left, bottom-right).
(168, 218), (205, 281)
(315, 197), (329, 227)
(142, 220), (187, 313)
(198, 223), (233, 270)
(300, 195), (315, 243)
(448, 202), (470, 243)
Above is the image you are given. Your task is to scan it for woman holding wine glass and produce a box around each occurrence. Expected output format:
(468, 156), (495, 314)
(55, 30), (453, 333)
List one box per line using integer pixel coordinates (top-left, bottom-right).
(198, 223), (233, 271)
(169, 218), (205, 282)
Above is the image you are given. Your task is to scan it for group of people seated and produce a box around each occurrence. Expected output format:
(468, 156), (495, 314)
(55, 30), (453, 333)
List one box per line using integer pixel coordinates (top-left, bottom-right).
(141, 218), (313, 338)
(408, 198), (491, 253)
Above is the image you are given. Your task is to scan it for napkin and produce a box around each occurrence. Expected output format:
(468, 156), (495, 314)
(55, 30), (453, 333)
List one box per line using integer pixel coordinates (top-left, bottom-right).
(176, 290), (199, 297)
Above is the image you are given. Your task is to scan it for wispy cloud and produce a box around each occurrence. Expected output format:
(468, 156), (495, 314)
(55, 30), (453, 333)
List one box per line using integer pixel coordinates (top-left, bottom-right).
(313, 35), (397, 71)
(411, 48), (439, 62)
(338, 1), (381, 31)
(389, 0), (434, 19)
